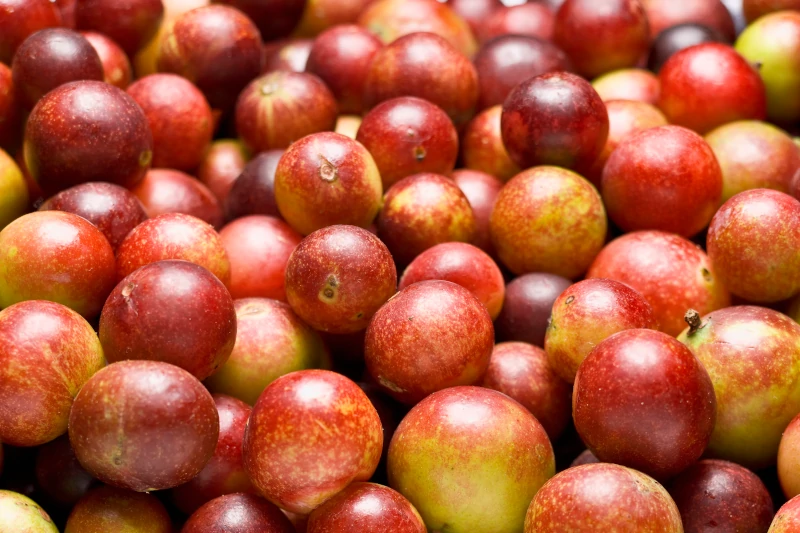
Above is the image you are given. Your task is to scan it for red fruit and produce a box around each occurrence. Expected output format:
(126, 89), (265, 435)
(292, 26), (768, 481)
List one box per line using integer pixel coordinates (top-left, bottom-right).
(0, 211), (116, 318)
(461, 105), (520, 182)
(602, 125), (722, 236)
(262, 38), (313, 73)
(65, 486), (172, 533)
(501, 71), (608, 173)
(574, 329), (717, 479)
(744, 0), (800, 21)
(198, 139), (250, 204)
(365, 280), (494, 404)
(56, 0), (77, 28)
(451, 169), (503, 255)
(0, 64), (22, 153)
(182, 493), (295, 533)
(363, 32), (479, 127)
(293, 0), (374, 37)
(224, 150), (282, 221)
(24, 80), (153, 195)
(647, 23), (726, 73)
(131, 168), (223, 228)
(305, 25), (382, 115)
(81, 32), (133, 89)
(658, 43), (767, 134)
(69, 360), (219, 491)
(780, 414), (800, 498)
(35, 436), (94, 507)
(587, 231), (730, 336)
(127, 74), (214, 172)
(477, 3), (556, 43)
(770, 496), (800, 533)
(0, 0), (62, 64)
(74, 0), (164, 56)
(446, 0), (501, 35)
(495, 273), (572, 347)
(591, 68), (661, 105)
(0, 301), (104, 447)
(235, 71), (338, 153)
(243, 370), (383, 514)
(214, 0), (305, 40)
(642, 0), (736, 41)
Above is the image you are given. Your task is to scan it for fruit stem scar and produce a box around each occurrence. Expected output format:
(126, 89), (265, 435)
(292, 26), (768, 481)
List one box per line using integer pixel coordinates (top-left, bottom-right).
(684, 309), (703, 335)
(319, 156), (338, 182)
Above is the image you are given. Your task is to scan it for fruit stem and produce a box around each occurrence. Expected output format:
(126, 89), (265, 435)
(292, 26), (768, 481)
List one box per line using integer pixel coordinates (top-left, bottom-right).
(684, 309), (703, 335)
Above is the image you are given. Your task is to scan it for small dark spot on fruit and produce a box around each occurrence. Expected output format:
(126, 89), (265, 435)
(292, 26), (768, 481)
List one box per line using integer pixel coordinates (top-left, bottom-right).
(414, 146), (426, 161)
(701, 267), (712, 282)
(323, 288), (334, 298)
(356, 312), (363, 319)
(566, 295), (575, 304)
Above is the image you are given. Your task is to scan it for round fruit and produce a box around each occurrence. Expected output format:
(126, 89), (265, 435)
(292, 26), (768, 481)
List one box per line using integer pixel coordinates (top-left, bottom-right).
(647, 22), (725, 73)
(64, 485), (172, 533)
(591, 68), (661, 105)
(0, 490), (58, 533)
(182, 493), (295, 533)
(461, 105), (520, 182)
(495, 273), (572, 346)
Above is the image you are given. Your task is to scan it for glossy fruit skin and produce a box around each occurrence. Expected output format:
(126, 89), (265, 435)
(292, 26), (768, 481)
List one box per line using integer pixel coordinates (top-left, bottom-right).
(669, 459), (774, 532)
(771, 497), (800, 533)
(205, 298), (329, 405)
(0, 211), (116, 318)
(553, 0), (650, 79)
(0, 0), (62, 65)
(365, 280), (494, 404)
(356, 97), (458, 189)
(574, 329), (717, 479)
(477, 3), (555, 43)
(461, 105), (520, 182)
(0, 64), (22, 154)
(35, 435), (95, 507)
(524, 463), (683, 532)
(243, 370), (383, 515)
(24, 80), (153, 195)
(707, 189), (800, 302)
(601, 125), (722, 237)
(482, 342), (571, 441)
(591, 68), (661, 105)
(75, 0), (164, 56)
(642, 0), (736, 42)
(446, 0), (501, 35)
(588, 231), (730, 336)
(495, 273), (572, 347)
(81, 31), (133, 90)
(490, 166), (607, 278)
(451, 169), (503, 255)
(0, 301), (104, 447)
(0, 490), (59, 533)
(657, 43), (766, 134)
(156, 5), (263, 111)
(293, 0), (374, 37)
(780, 414), (800, 499)
(64, 485), (172, 533)
(224, 150), (283, 220)
(262, 38), (314, 73)
(647, 22), (725, 73)
(501, 72), (609, 173)
(100, 260), (236, 380)
(183, 493), (295, 533)
(678, 306), (800, 469)
(11, 28), (104, 111)
(69, 360), (219, 492)
(388, 386), (555, 533)
(214, 0), (305, 41)
(545, 279), (658, 383)
(363, 32), (479, 127)
(131, 168), (223, 228)
(0, 147), (30, 229)
(219, 216), (301, 301)
(199, 139), (250, 205)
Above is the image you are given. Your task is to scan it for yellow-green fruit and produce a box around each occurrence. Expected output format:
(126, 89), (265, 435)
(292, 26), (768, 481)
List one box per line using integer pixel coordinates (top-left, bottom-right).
(0, 490), (58, 533)
(0, 148), (28, 230)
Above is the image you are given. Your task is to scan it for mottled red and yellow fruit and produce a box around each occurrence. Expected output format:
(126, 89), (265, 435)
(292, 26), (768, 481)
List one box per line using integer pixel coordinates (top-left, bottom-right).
(389, 386), (555, 533)
(545, 279), (658, 383)
(274, 132), (383, 236)
(451, 169), (503, 255)
(198, 139), (250, 205)
(524, 464), (682, 532)
(294, 0), (373, 37)
(69, 360), (219, 492)
(490, 166), (607, 278)
(64, 485), (172, 533)
(780, 414), (800, 499)
(243, 370), (383, 514)
(81, 31), (133, 90)
(771, 496), (800, 533)
(132, 168), (222, 227)
(0, 63), (22, 154)
(0, 0), (62, 64)
(0, 300), (104, 447)
(365, 280), (494, 404)
(0, 490), (58, 533)
(0, 211), (116, 318)
(642, 0), (736, 41)
(678, 306), (800, 469)
(0, 148), (28, 229)
(462, 106), (520, 183)
(591, 68), (661, 105)
(182, 493), (295, 533)
(206, 299), (329, 406)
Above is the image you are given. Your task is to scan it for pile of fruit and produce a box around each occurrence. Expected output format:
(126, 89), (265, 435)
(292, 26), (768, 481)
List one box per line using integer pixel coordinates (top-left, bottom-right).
(3, 0), (800, 531)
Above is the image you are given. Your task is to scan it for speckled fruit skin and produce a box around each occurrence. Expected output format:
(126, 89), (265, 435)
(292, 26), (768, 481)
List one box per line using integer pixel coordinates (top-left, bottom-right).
(376, 173), (476, 266)
(362, 32), (479, 127)
(293, 0), (373, 37)
(482, 342), (571, 441)
(285, 225), (396, 334)
(399, 242), (504, 319)
(474, 35), (571, 111)
(131, 168), (223, 228)
(771, 497), (800, 533)
(235, 72), (338, 153)
(199, 139), (250, 204)
(389, 386), (555, 533)
(11, 28), (104, 111)
(215, 0), (305, 40)
(0, 0), (62, 65)
(75, 0), (163, 56)
(64, 485), (172, 533)
(446, 0), (501, 35)
(602, 125), (722, 237)
(780, 414), (800, 499)
(657, 43), (766, 134)
(0, 490), (58, 533)
(647, 23), (725, 73)
(678, 306), (800, 469)
(0, 211), (116, 318)
(591, 68), (661, 105)
(275, 133), (382, 235)
(477, 3), (555, 43)
(0, 300), (104, 447)
(501, 72), (609, 173)
(100, 260), (237, 381)
(39, 182), (147, 251)
(707, 121), (800, 203)
(81, 32), (133, 90)
(156, 5), (263, 111)
(69, 360), (219, 492)
(642, 0), (736, 41)
(524, 464), (683, 532)
(669, 459), (774, 532)
(205, 298), (329, 405)
(452, 169), (503, 255)
(545, 279), (657, 384)
(172, 395), (253, 514)
(182, 493), (295, 533)
(461, 106), (520, 182)
(575, 329), (717, 480)
(0, 64), (23, 154)
(224, 150), (283, 221)
(490, 166), (607, 279)
(219, 216), (301, 301)
(707, 189), (800, 302)
(0, 147), (29, 230)
(243, 369), (383, 515)
(365, 280), (494, 404)
(23, 80), (153, 195)
(495, 273), (572, 346)
(307, 482), (426, 533)
(35, 435), (95, 507)
(356, 97), (458, 189)
(554, 0), (650, 79)
(358, 0), (477, 58)
(127, 74), (214, 172)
